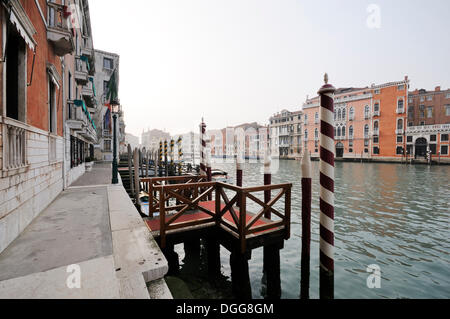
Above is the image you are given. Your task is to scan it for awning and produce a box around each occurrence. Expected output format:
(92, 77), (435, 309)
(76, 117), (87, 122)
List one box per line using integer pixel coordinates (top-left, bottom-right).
(89, 77), (96, 97)
(74, 99), (97, 131)
(9, 2), (37, 51)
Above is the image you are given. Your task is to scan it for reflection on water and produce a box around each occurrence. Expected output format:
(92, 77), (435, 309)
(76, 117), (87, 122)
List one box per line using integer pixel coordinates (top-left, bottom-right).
(177, 161), (450, 299)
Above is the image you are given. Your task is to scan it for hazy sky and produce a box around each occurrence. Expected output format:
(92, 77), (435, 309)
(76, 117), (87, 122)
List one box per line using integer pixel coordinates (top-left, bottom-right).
(89, 0), (450, 138)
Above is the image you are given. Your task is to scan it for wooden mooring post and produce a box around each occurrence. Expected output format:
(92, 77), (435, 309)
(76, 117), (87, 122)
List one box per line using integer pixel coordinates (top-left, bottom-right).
(127, 144), (134, 198)
(133, 148), (141, 211)
(230, 250), (252, 299)
(262, 149), (281, 299)
(300, 147), (312, 299)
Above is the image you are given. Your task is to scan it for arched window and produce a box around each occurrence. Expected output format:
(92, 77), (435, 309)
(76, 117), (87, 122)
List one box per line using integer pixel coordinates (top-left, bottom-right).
(342, 126), (346, 137)
(342, 108), (346, 120)
(304, 114), (308, 124)
(364, 124), (369, 137)
(397, 119), (403, 130)
(315, 128), (318, 138)
(398, 99), (404, 111)
(338, 109), (342, 121)
(349, 125), (354, 137)
(349, 107), (354, 120)
(315, 112), (319, 122)
(374, 121), (379, 129)
(374, 103), (380, 112)
(365, 105), (370, 118)
(337, 127), (341, 136)
(334, 127), (337, 137)
(304, 129), (308, 139)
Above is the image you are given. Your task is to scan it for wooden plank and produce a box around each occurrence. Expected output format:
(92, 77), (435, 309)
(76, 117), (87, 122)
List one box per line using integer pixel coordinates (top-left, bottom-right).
(141, 175), (208, 183)
(166, 217), (215, 231)
(219, 218), (239, 234)
(243, 183), (292, 193)
(153, 181), (216, 191)
(217, 182), (243, 192)
(246, 221), (285, 235)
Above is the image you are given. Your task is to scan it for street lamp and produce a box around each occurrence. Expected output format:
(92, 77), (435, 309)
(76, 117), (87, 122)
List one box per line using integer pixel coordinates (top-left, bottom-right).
(111, 99), (120, 184)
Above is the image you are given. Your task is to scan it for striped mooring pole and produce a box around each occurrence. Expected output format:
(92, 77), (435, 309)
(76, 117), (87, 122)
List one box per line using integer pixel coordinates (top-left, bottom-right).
(164, 140), (168, 176)
(177, 137), (183, 175)
(300, 145), (312, 299)
(200, 118), (207, 176)
(263, 148), (271, 215)
(206, 135), (212, 180)
(170, 139), (175, 174)
(159, 141), (163, 177)
(318, 73), (336, 299)
(170, 139), (174, 163)
(236, 149), (243, 207)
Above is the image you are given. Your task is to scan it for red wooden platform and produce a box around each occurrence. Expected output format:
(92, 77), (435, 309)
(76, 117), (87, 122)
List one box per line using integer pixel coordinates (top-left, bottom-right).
(144, 200), (269, 233)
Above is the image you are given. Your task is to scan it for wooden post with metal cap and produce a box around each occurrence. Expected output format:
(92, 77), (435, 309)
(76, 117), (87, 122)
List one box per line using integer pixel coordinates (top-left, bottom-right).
(300, 144), (312, 299)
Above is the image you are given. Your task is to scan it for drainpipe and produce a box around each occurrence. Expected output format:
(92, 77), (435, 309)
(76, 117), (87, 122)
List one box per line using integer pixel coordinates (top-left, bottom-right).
(62, 58), (66, 190)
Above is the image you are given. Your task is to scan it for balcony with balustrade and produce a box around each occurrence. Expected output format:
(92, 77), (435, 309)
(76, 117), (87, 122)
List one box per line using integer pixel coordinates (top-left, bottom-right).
(75, 57), (89, 85)
(406, 124), (450, 134)
(1, 119), (27, 171)
(396, 107), (405, 114)
(82, 79), (96, 110)
(47, 2), (74, 56)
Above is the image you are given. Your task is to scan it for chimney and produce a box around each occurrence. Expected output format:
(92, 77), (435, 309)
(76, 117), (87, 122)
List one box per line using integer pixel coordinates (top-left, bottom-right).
(435, 86), (441, 92)
(405, 75), (409, 82)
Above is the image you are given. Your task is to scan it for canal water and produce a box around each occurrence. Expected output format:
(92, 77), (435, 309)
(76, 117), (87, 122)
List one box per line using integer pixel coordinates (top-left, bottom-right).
(174, 160), (450, 299)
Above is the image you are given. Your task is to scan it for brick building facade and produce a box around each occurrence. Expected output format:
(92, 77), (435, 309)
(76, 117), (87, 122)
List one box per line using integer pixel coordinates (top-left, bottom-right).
(0, 0), (124, 254)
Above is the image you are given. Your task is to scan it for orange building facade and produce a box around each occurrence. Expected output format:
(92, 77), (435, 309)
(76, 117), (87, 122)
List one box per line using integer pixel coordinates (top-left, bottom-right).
(301, 77), (410, 161)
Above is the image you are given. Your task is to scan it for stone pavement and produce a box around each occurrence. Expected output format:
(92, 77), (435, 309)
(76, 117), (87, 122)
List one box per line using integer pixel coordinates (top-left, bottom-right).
(0, 163), (171, 299)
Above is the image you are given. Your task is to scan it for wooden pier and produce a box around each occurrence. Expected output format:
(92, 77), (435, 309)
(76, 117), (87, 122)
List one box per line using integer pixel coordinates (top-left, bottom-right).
(141, 176), (292, 298)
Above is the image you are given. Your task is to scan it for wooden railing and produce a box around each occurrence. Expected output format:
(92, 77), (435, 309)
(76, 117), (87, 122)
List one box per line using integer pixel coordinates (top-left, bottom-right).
(144, 176), (292, 253)
(141, 175), (208, 218)
(216, 182), (291, 253)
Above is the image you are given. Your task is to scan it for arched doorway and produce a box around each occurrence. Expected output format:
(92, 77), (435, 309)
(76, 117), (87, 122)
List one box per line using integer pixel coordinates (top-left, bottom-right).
(415, 138), (428, 158)
(336, 142), (344, 158)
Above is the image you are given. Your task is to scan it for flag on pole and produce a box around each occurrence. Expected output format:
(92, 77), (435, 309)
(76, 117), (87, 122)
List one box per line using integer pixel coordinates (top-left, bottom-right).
(106, 68), (119, 105)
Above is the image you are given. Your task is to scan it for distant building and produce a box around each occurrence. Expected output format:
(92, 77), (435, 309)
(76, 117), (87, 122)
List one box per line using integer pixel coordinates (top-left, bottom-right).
(406, 86), (450, 159)
(299, 77), (410, 161)
(207, 122), (268, 160)
(172, 132), (200, 164)
(141, 129), (171, 151)
(125, 133), (140, 150)
(93, 49), (121, 161)
(268, 110), (302, 159)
